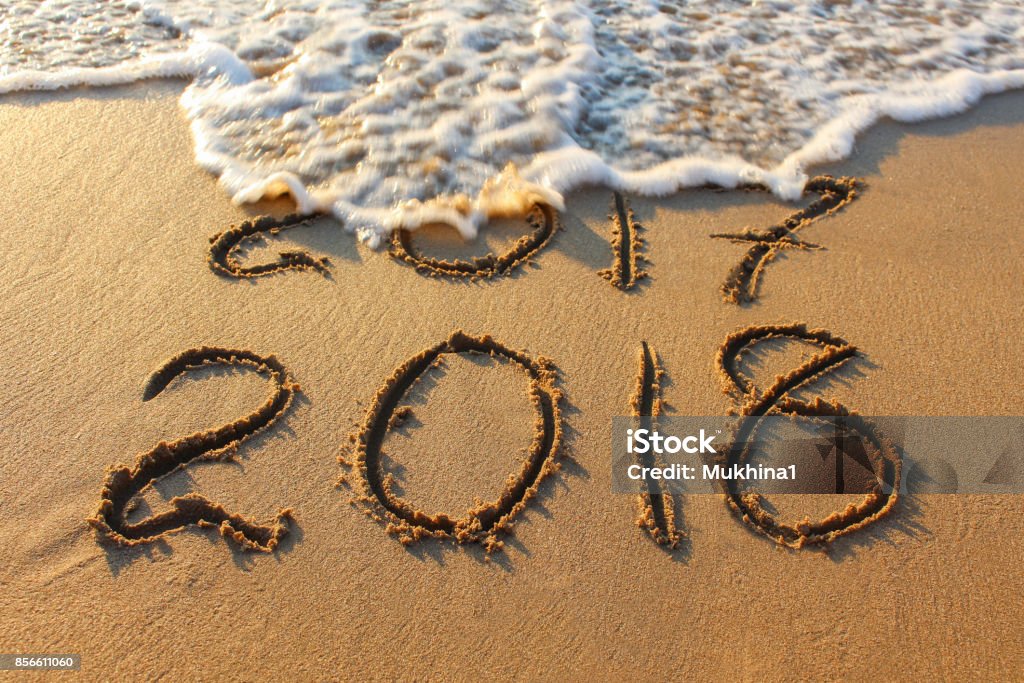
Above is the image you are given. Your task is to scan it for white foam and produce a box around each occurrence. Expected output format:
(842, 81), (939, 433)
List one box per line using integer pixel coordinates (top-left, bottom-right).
(3, 0), (1024, 241)
(0, 52), (195, 94)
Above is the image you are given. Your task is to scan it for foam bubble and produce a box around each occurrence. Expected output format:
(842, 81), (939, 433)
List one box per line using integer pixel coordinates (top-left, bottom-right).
(3, 0), (1024, 241)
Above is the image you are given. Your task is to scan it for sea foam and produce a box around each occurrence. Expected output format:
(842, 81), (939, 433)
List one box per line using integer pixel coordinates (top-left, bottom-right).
(2, 0), (1024, 243)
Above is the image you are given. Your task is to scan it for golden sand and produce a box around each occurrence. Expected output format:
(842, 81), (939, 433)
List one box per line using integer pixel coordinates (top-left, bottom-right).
(0, 82), (1022, 679)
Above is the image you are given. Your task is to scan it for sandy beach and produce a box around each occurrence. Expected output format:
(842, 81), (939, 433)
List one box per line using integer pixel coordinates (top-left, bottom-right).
(0, 81), (1022, 679)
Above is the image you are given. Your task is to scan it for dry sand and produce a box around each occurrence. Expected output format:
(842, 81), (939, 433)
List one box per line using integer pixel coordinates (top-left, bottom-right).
(0, 81), (1022, 680)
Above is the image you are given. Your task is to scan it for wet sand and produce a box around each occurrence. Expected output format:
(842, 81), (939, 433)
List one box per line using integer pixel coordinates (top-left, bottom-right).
(0, 81), (1022, 679)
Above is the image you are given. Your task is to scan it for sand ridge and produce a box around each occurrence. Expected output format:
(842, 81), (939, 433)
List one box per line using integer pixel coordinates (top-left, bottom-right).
(710, 176), (859, 304)
(339, 330), (564, 553)
(714, 323), (902, 547)
(88, 346), (299, 552)
(628, 341), (682, 549)
(208, 213), (332, 278)
(388, 204), (559, 279)
(598, 192), (648, 290)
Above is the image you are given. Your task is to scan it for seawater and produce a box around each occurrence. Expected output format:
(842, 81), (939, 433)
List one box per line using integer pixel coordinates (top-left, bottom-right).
(3, 0), (1024, 243)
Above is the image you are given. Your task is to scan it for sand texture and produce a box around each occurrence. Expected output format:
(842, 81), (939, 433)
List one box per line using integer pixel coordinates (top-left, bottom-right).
(0, 82), (1022, 680)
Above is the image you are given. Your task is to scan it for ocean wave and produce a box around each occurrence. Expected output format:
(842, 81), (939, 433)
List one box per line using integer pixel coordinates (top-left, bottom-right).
(3, 0), (1023, 243)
